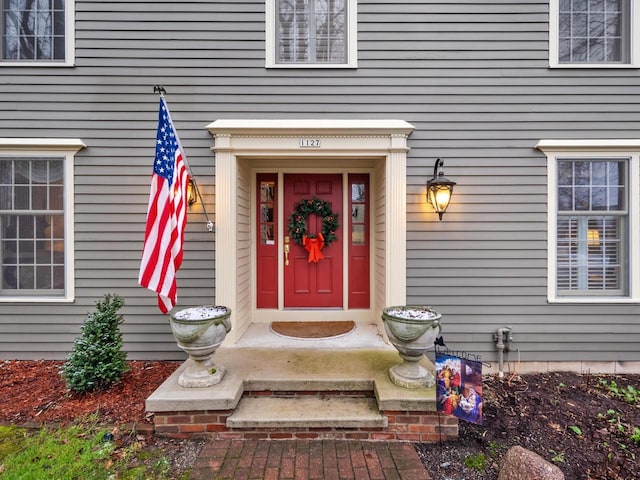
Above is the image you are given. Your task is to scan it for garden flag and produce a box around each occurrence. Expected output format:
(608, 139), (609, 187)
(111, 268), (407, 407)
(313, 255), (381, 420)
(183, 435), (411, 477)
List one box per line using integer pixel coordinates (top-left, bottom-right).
(436, 351), (483, 424)
(139, 96), (191, 313)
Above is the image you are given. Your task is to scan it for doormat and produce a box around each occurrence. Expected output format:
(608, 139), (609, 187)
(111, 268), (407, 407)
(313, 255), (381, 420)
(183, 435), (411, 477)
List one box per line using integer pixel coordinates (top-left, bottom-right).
(270, 321), (355, 339)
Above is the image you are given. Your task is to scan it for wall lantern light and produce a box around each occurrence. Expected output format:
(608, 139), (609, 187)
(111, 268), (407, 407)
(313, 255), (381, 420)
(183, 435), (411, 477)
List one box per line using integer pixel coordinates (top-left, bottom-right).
(187, 178), (197, 206)
(426, 158), (456, 220)
(185, 176), (215, 232)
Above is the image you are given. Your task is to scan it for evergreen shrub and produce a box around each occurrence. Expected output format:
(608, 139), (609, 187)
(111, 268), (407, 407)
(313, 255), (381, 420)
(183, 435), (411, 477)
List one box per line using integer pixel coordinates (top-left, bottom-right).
(61, 293), (129, 392)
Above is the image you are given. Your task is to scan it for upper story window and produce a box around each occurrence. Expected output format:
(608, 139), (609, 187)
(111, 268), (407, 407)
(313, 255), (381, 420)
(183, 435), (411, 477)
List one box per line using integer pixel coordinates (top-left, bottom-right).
(537, 140), (640, 303)
(266, 0), (357, 68)
(549, 0), (639, 67)
(1, 0), (74, 65)
(0, 139), (84, 302)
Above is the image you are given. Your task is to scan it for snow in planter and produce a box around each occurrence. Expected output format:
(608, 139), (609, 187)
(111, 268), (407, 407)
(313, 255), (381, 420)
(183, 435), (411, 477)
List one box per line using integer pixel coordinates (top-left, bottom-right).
(173, 306), (228, 321)
(385, 307), (438, 320)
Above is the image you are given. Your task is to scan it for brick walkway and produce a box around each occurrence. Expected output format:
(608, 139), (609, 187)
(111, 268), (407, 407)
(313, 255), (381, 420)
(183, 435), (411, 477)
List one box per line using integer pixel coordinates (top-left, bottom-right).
(190, 439), (431, 480)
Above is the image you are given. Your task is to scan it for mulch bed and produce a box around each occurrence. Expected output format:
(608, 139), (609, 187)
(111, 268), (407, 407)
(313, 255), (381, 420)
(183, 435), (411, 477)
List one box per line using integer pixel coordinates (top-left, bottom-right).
(0, 360), (180, 426)
(419, 371), (640, 480)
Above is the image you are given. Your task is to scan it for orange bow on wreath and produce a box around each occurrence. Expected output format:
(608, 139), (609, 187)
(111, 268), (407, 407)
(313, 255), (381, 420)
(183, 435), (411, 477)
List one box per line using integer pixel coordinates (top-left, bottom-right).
(303, 233), (325, 263)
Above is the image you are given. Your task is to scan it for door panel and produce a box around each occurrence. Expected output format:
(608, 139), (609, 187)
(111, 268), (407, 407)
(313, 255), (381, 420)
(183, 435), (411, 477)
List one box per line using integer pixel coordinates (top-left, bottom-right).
(284, 174), (343, 308)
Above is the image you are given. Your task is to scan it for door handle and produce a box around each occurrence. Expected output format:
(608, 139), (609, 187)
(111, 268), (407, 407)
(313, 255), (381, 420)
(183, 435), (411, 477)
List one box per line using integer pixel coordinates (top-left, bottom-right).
(284, 236), (290, 266)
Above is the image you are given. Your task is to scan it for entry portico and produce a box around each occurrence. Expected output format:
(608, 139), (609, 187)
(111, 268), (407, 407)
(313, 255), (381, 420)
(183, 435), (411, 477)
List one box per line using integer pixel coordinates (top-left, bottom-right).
(207, 119), (415, 343)
(145, 120), (452, 440)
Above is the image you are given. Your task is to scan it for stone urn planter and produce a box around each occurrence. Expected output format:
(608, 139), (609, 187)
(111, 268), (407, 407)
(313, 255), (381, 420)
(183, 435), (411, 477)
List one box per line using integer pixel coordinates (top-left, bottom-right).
(381, 306), (442, 389)
(169, 305), (231, 388)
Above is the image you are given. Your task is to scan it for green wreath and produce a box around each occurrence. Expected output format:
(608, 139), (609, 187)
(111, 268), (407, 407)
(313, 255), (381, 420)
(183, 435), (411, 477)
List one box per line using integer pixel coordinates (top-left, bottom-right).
(288, 197), (339, 246)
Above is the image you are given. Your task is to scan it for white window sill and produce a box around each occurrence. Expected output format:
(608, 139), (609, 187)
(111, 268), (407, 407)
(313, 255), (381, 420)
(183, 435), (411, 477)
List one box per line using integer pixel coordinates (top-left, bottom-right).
(0, 296), (74, 303)
(266, 63), (357, 69)
(0, 61), (74, 67)
(548, 296), (640, 304)
(549, 62), (639, 69)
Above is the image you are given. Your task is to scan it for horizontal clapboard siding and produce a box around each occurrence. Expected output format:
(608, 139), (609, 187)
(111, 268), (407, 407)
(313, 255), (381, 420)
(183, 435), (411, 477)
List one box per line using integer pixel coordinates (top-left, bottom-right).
(0, 0), (639, 362)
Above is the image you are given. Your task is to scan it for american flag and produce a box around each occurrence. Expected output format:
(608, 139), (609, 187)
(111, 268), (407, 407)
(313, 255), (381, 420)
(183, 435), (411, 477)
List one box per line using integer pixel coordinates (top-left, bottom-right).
(139, 97), (191, 313)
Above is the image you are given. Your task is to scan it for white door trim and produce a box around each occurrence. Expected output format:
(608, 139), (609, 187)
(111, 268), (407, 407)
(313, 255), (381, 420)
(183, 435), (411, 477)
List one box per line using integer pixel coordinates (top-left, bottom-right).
(207, 119), (415, 343)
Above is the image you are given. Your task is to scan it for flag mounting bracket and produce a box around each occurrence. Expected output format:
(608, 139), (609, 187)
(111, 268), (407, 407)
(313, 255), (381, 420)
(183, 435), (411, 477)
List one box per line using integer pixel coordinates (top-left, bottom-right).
(189, 178), (215, 232)
(153, 85), (166, 96)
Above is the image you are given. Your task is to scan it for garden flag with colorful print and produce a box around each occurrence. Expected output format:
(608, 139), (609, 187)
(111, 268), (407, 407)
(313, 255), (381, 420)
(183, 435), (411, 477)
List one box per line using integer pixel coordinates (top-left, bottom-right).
(435, 351), (483, 425)
(139, 96), (191, 313)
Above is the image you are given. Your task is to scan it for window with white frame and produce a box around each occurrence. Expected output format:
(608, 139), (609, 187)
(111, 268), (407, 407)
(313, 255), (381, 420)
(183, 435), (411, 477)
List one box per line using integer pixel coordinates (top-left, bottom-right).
(549, 0), (639, 67)
(0, 139), (83, 301)
(1, 0), (74, 65)
(538, 140), (640, 302)
(266, 0), (357, 68)
(556, 159), (627, 295)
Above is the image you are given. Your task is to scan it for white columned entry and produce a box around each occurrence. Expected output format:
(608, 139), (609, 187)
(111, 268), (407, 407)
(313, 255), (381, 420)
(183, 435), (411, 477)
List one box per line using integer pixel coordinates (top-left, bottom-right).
(207, 120), (414, 344)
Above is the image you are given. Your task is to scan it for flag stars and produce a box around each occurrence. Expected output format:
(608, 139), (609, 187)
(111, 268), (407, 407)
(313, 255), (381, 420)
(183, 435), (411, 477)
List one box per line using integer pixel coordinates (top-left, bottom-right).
(154, 118), (179, 181)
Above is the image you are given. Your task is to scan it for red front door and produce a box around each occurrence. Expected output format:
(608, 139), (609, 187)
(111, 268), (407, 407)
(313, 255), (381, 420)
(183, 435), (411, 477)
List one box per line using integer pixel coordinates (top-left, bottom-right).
(283, 174), (343, 308)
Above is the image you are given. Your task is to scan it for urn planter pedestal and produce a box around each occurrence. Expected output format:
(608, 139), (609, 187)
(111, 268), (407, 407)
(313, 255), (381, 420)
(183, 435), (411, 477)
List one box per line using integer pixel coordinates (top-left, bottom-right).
(382, 306), (442, 389)
(169, 306), (231, 388)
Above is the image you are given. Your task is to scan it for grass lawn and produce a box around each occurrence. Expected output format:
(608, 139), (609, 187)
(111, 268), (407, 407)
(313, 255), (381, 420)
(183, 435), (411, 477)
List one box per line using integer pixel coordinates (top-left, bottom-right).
(0, 421), (186, 480)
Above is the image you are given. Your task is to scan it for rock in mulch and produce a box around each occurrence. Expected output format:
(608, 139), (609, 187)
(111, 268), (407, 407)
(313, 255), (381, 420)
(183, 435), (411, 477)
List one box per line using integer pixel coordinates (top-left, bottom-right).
(498, 446), (564, 480)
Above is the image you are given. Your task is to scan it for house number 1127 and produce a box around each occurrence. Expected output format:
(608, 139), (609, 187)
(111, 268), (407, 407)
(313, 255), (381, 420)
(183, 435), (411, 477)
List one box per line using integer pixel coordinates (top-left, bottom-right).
(299, 138), (321, 148)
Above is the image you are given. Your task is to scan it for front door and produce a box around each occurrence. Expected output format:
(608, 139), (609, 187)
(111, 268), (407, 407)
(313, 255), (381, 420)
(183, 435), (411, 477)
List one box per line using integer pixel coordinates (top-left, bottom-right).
(283, 174), (343, 308)
(255, 172), (370, 312)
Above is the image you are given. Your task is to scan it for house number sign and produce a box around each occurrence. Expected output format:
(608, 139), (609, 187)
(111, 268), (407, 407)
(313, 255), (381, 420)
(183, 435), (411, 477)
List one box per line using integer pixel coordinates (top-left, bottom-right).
(299, 138), (321, 148)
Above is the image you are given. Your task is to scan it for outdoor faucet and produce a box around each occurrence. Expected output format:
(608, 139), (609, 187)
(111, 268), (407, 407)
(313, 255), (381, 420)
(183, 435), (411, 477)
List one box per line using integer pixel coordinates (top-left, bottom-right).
(495, 326), (512, 378)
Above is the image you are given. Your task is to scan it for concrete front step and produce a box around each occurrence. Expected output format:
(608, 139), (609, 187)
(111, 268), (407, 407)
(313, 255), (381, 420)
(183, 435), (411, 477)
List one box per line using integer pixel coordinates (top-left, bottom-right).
(146, 347), (439, 413)
(146, 347), (455, 441)
(227, 396), (388, 429)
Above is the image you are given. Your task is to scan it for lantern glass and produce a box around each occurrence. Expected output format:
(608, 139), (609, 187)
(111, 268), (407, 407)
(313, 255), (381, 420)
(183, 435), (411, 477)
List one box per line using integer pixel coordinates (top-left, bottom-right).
(430, 186), (452, 213)
(187, 179), (197, 206)
(426, 159), (456, 220)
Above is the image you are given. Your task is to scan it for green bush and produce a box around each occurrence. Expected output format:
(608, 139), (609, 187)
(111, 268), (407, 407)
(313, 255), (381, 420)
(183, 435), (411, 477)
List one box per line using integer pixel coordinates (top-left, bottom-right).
(61, 293), (129, 392)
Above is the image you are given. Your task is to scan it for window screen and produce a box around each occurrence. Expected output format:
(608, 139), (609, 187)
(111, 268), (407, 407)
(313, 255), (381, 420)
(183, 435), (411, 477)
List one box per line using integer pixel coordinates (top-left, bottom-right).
(0, 157), (65, 294)
(556, 159), (628, 296)
(558, 0), (630, 63)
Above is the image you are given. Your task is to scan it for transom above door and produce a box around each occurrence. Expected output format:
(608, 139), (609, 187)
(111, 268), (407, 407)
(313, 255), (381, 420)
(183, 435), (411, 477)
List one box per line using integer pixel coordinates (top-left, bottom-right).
(256, 172), (370, 311)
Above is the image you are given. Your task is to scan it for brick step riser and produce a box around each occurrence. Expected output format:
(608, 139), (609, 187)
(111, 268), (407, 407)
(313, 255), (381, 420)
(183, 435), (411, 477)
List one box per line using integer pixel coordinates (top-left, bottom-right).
(154, 411), (458, 442)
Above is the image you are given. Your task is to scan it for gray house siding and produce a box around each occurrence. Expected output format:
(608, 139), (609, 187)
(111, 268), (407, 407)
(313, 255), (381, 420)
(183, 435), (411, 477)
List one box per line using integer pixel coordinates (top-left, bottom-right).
(0, 1), (639, 364)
